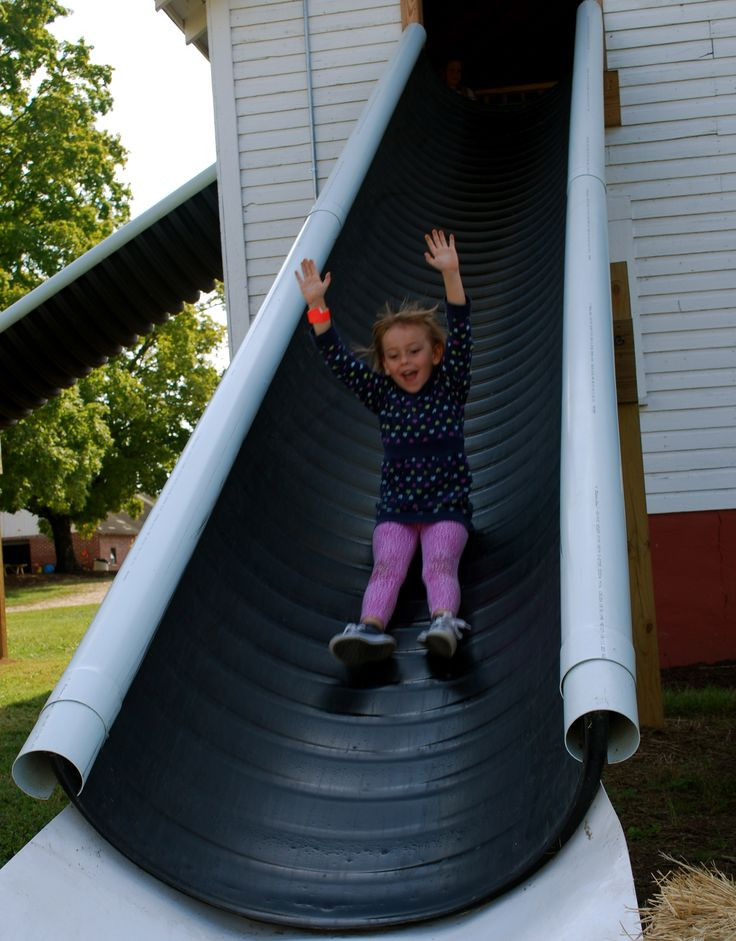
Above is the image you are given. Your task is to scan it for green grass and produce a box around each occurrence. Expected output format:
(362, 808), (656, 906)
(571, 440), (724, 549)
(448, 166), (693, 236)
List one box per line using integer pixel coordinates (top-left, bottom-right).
(0, 604), (96, 866)
(664, 685), (736, 717)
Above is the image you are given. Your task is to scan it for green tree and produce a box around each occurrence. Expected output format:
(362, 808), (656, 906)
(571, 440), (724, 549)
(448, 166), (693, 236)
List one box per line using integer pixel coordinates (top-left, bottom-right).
(0, 0), (130, 306)
(0, 293), (226, 571)
(0, 1), (226, 571)
(0, 387), (111, 571)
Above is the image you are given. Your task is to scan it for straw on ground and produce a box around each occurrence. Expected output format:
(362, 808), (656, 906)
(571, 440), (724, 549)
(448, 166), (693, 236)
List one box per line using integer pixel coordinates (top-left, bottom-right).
(638, 855), (736, 940)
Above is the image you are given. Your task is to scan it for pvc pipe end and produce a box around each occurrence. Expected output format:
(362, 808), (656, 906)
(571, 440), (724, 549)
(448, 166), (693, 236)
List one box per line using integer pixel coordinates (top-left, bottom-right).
(563, 659), (640, 764)
(12, 700), (107, 798)
(566, 710), (640, 766)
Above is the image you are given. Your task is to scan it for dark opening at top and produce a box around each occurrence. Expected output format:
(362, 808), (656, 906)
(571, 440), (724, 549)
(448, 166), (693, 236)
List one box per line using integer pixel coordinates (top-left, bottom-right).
(423, 0), (580, 94)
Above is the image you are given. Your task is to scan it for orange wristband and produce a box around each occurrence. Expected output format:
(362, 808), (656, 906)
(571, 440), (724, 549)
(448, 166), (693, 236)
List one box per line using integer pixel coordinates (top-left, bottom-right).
(307, 307), (331, 324)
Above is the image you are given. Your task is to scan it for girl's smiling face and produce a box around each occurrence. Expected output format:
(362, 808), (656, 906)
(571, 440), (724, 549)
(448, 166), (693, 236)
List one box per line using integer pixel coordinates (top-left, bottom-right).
(380, 323), (443, 393)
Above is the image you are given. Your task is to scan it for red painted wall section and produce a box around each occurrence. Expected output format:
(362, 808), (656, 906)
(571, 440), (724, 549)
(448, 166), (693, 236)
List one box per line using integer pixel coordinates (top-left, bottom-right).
(649, 509), (736, 668)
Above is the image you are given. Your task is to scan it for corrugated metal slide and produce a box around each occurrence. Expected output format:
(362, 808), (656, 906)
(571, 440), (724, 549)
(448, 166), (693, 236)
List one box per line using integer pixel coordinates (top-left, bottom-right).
(42, 51), (611, 927)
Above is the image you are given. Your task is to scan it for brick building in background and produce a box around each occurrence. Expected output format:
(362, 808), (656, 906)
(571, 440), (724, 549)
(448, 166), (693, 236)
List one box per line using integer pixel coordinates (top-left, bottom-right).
(1, 496), (154, 574)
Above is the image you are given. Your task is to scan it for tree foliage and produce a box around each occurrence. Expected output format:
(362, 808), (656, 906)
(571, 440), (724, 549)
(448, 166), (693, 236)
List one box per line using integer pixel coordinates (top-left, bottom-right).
(0, 385), (112, 571)
(0, 294), (226, 571)
(0, 0), (130, 307)
(75, 295), (226, 529)
(0, 1), (226, 570)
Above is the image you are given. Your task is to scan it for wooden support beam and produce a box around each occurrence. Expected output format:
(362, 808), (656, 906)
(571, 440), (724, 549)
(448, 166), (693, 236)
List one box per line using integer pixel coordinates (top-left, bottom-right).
(610, 261), (664, 728)
(604, 70), (621, 127)
(401, 0), (422, 28)
(612, 310), (638, 405)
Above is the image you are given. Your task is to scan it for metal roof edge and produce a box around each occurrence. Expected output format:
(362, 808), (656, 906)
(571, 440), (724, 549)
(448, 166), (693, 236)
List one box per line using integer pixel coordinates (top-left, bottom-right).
(0, 163), (217, 336)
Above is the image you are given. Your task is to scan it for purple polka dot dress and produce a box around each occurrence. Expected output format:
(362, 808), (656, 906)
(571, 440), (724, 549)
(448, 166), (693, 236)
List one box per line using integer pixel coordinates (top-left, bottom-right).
(314, 300), (473, 528)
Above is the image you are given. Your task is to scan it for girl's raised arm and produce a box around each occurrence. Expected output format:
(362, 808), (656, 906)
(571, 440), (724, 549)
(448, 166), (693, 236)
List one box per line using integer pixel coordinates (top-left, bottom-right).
(423, 230), (466, 305)
(295, 259), (333, 335)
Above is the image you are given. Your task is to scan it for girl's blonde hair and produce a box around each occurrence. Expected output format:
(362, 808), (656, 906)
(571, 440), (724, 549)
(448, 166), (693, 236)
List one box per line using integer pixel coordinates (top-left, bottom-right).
(368, 300), (446, 371)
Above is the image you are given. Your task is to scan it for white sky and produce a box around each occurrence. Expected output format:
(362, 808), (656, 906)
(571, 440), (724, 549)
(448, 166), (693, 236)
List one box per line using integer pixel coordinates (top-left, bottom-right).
(50, 0), (216, 218)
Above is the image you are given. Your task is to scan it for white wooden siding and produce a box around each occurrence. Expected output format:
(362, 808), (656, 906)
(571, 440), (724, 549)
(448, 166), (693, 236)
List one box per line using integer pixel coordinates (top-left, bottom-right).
(227, 0), (401, 314)
(604, 0), (736, 514)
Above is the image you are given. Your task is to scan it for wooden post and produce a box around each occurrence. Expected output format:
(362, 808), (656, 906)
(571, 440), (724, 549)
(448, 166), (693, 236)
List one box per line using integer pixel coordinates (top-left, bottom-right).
(604, 71), (621, 127)
(400, 0), (422, 28)
(610, 261), (664, 727)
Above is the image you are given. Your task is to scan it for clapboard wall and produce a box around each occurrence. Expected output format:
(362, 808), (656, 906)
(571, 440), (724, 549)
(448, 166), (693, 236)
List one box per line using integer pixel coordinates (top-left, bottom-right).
(209, 0), (402, 344)
(604, 0), (736, 515)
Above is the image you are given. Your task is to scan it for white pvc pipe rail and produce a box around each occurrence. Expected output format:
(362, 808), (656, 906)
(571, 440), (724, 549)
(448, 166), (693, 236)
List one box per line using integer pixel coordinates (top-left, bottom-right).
(13, 22), (427, 799)
(560, 0), (639, 763)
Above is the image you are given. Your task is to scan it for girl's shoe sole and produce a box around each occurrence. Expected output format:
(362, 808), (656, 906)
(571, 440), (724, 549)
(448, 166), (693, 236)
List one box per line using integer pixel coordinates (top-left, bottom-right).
(329, 636), (396, 665)
(421, 632), (457, 658)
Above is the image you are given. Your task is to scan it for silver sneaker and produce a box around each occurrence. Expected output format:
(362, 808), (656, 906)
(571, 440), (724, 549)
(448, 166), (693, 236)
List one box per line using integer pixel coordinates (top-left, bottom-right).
(418, 614), (471, 658)
(329, 622), (397, 665)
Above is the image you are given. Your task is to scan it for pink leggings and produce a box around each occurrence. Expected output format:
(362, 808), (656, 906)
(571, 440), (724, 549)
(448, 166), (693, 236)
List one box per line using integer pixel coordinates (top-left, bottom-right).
(361, 521), (469, 628)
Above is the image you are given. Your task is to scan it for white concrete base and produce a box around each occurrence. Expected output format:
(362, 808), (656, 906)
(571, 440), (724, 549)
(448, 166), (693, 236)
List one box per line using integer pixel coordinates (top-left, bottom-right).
(0, 786), (641, 940)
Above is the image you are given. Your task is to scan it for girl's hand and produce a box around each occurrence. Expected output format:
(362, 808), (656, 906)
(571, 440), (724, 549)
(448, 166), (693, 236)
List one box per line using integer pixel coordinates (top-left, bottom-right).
(424, 230), (466, 305)
(424, 229), (459, 275)
(295, 258), (331, 309)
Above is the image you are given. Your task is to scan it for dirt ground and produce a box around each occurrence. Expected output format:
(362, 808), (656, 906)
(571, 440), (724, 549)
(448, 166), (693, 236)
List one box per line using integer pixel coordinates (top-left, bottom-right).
(659, 660), (736, 692)
(603, 661), (736, 909)
(4, 573), (113, 611)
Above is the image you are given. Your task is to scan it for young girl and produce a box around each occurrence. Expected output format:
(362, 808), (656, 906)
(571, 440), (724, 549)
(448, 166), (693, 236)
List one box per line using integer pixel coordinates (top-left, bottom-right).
(295, 230), (473, 665)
